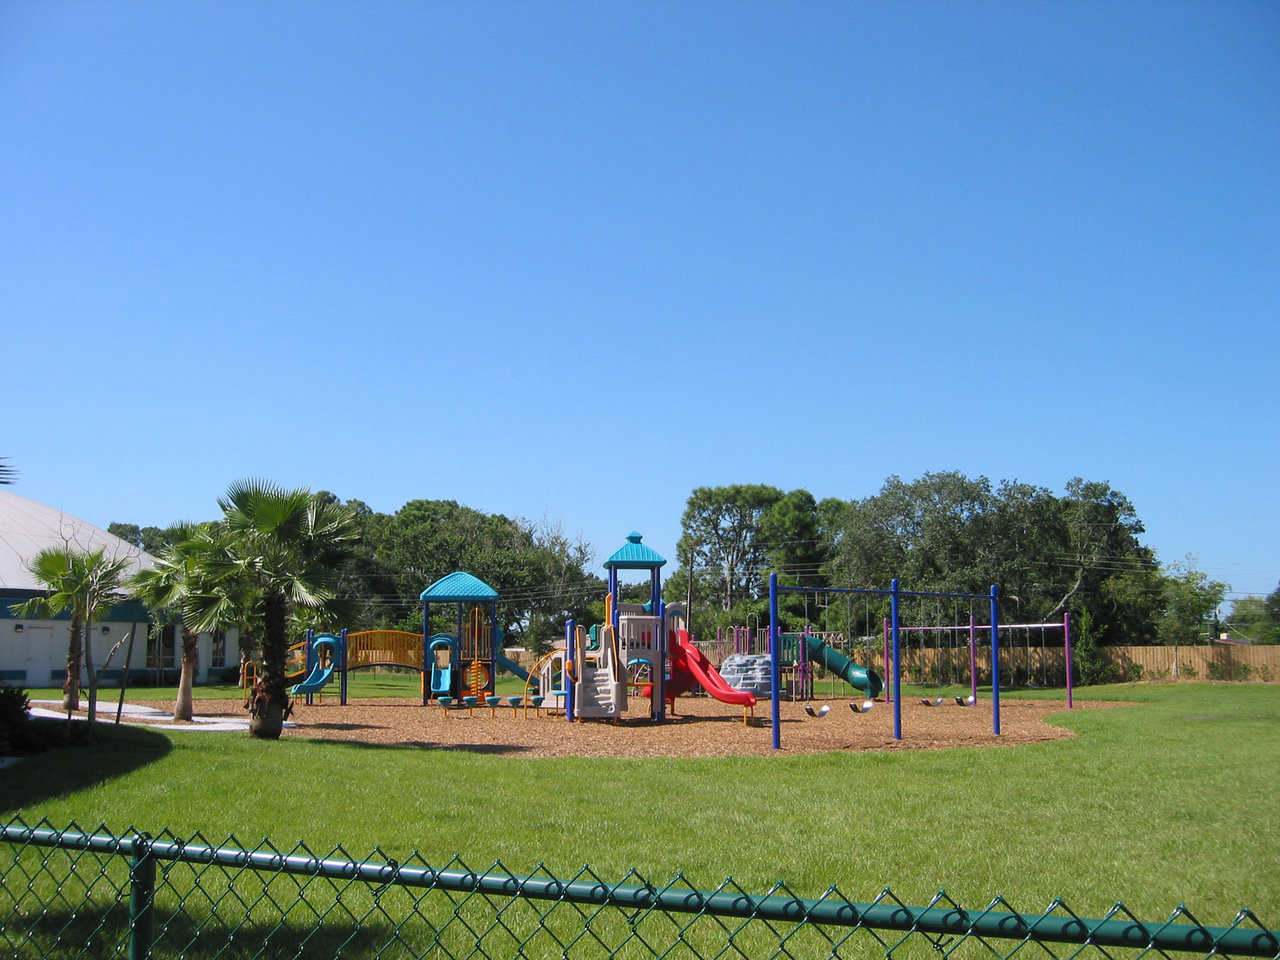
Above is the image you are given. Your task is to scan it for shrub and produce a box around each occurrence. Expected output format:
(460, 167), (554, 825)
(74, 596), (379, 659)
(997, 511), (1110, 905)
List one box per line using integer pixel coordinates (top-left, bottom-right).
(0, 684), (31, 754)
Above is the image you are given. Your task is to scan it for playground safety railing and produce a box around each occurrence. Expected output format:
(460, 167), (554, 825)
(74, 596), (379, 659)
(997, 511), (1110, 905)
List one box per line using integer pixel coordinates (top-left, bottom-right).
(2, 817), (1276, 960)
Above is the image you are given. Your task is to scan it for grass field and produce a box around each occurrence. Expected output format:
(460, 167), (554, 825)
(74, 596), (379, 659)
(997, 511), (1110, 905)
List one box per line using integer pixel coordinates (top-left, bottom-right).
(5, 681), (1278, 929)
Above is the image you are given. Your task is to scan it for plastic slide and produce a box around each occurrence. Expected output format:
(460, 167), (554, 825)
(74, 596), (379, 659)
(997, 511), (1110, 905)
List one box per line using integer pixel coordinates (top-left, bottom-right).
(802, 636), (884, 698)
(289, 660), (335, 695)
(430, 665), (453, 696)
(494, 650), (529, 682)
(669, 630), (757, 707)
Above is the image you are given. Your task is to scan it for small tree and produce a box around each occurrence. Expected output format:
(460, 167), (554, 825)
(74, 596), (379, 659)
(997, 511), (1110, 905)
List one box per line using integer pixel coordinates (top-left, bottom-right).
(11, 546), (133, 734)
(133, 524), (248, 721)
(216, 480), (358, 740)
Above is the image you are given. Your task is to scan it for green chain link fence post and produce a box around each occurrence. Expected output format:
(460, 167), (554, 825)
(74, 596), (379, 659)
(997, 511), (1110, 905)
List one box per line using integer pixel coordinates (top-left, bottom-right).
(128, 832), (155, 960)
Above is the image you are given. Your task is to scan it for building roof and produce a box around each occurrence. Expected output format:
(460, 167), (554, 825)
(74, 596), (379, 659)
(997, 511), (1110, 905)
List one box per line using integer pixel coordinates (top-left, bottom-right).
(419, 570), (499, 603)
(603, 531), (666, 570)
(0, 489), (155, 592)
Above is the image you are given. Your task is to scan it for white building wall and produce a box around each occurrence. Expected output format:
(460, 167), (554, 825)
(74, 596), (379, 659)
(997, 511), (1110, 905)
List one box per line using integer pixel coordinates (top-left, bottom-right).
(0, 619), (241, 688)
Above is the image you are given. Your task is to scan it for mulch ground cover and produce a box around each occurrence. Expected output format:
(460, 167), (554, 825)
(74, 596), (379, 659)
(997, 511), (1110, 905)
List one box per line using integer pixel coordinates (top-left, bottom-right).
(121, 694), (1121, 758)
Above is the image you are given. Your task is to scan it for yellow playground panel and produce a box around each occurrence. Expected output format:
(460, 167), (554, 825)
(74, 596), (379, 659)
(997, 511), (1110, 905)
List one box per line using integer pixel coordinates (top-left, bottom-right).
(346, 629), (428, 695)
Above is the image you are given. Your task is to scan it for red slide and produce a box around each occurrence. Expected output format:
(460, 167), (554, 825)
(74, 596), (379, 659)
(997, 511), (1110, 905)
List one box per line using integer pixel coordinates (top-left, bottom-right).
(667, 629), (757, 708)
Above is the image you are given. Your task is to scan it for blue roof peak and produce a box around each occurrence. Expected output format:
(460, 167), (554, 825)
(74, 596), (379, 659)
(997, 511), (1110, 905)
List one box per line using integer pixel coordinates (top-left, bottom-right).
(604, 532), (666, 570)
(420, 570), (499, 602)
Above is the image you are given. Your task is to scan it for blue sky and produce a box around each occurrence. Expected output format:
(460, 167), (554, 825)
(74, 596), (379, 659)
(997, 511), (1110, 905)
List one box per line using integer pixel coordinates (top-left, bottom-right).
(5, 2), (1276, 604)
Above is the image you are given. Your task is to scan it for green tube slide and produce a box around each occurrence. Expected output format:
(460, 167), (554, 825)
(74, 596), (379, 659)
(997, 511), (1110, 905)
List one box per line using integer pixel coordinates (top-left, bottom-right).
(803, 636), (884, 698)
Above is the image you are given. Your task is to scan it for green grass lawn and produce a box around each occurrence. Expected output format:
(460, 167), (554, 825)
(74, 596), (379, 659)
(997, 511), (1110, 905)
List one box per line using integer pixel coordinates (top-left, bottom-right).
(6, 682), (1278, 927)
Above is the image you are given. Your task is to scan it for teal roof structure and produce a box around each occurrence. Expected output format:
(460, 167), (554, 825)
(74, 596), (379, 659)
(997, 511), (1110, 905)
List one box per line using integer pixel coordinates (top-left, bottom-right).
(420, 571), (499, 602)
(603, 532), (667, 570)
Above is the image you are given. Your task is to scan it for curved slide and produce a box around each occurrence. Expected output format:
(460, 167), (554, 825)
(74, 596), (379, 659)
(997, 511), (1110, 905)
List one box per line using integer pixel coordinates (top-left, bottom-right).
(802, 636), (883, 698)
(669, 630), (757, 707)
(494, 650), (529, 682)
(290, 660), (335, 695)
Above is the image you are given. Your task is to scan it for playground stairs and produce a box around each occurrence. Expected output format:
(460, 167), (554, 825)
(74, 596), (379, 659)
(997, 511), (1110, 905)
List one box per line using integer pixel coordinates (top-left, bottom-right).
(573, 669), (625, 719)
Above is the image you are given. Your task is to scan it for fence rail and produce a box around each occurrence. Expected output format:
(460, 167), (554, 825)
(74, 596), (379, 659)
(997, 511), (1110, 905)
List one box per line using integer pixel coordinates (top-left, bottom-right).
(2, 818), (1276, 960)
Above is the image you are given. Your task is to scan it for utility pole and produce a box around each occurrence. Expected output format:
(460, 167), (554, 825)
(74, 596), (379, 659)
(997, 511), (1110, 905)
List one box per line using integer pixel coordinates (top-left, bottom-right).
(685, 541), (697, 627)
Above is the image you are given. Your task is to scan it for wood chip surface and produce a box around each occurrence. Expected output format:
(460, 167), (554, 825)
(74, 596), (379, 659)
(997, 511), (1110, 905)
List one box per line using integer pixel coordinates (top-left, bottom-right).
(124, 694), (1121, 758)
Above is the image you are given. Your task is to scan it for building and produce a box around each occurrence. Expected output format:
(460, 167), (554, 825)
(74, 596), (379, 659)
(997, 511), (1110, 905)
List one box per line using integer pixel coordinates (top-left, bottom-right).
(0, 489), (239, 688)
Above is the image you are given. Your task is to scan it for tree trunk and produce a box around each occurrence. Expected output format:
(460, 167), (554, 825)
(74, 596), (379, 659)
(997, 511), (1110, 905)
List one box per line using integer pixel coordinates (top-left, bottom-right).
(62, 613), (83, 713)
(173, 628), (198, 721)
(248, 593), (289, 740)
(83, 617), (98, 737)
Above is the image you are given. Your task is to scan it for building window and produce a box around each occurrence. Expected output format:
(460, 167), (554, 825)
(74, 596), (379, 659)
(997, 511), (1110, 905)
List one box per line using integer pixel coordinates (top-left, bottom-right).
(147, 625), (176, 669)
(211, 631), (227, 669)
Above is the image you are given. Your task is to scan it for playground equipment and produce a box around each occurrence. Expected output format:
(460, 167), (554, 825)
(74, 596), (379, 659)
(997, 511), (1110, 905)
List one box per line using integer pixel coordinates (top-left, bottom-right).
(768, 575), (1012, 749)
(523, 646), (568, 716)
(290, 630), (346, 700)
(884, 614), (1074, 707)
(418, 570), (514, 705)
(561, 532), (755, 725)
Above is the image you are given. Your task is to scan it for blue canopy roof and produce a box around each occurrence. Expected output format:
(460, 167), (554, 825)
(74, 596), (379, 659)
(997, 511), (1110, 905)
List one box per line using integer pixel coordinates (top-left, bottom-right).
(603, 532), (666, 570)
(420, 571), (499, 602)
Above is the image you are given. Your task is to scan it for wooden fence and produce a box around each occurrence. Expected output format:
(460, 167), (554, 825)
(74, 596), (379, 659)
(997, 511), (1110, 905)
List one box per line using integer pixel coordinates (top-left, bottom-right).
(875, 641), (1278, 685)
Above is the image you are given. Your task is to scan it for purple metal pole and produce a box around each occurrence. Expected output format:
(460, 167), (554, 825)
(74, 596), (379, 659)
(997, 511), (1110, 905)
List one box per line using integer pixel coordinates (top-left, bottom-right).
(1064, 612), (1073, 709)
(882, 618), (891, 703)
(769, 573), (781, 751)
(989, 585), (1000, 736)
(891, 580), (901, 740)
(969, 613), (977, 703)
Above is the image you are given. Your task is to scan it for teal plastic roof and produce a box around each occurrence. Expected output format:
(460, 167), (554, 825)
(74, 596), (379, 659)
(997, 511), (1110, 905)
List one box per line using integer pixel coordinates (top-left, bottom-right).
(603, 531), (666, 570)
(420, 571), (499, 602)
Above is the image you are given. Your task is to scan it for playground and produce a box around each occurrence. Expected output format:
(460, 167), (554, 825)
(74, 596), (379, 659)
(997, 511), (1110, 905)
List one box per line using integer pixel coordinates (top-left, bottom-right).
(110, 690), (1119, 757)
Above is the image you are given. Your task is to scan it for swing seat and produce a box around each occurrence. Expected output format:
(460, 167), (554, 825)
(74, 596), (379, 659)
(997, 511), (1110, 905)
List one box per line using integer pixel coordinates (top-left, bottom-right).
(922, 697), (944, 707)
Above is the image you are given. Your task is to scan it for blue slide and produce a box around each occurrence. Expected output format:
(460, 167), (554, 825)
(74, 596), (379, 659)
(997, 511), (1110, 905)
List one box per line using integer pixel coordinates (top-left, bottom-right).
(494, 650), (529, 682)
(430, 664), (454, 695)
(290, 634), (341, 695)
(290, 659), (335, 695)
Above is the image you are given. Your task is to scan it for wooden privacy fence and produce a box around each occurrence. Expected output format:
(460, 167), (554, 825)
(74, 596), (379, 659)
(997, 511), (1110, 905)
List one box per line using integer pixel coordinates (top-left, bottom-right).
(1108, 644), (1278, 682)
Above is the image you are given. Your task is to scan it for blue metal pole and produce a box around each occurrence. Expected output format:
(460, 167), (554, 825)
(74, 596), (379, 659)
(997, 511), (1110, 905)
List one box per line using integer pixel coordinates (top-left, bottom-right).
(422, 601), (431, 705)
(610, 569), (620, 632)
(769, 573), (780, 751)
(990, 585), (1001, 735)
(340, 628), (348, 706)
(565, 619), (575, 723)
(891, 579), (901, 740)
(304, 629), (315, 707)
(655, 598), (666, 722)
(490, 600), (498, 694)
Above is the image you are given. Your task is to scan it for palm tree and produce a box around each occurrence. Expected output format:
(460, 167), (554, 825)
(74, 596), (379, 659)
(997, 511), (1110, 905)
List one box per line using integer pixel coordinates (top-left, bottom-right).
(217, 480), (358, 739)
(11, 546), (133, 731)
(132, 524), (247, 721)
(0, 457), (15, 484)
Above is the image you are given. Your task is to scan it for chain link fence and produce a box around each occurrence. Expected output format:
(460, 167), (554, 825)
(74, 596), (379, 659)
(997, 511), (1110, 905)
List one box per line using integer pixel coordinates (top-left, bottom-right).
(2, 817), (1276, 960)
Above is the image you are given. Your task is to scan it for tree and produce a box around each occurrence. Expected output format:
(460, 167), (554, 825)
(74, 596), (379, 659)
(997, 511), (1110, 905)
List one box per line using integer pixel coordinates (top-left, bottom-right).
(10, 546), (134, 734)
(216, 480), (359, 740)
(678, 485), (784, 611)
(0, 457), (15, 484)
(1157, 558), (1228, 646)
(1223, 586), (1280, 644)
(132, 524), (248, 721)
(108, 522), (183, 555)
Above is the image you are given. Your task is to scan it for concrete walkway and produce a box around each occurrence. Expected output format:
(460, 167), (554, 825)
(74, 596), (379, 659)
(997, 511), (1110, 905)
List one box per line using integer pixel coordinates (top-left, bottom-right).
(29, 700), (295, 732)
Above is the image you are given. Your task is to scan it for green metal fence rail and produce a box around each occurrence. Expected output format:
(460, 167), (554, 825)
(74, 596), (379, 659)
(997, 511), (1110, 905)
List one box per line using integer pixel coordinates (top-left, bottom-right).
(2, 818), (1277, 960)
